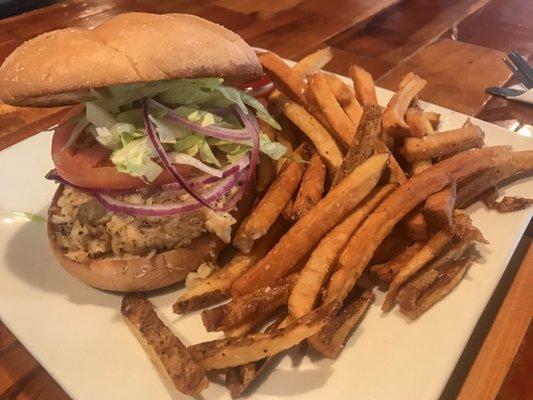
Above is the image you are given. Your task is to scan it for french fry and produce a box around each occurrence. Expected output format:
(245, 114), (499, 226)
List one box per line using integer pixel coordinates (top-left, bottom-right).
(452, 211), (488, 243)
(289, 184), (396, 318)
(308, 71), (356, 145)
(424, 111), (441, 129)
(456, 150), (533, 207)
(224, 315), (291, 398)
(122, 296), (208, 395)
(485, 196), (533, 212)
(406, 107), (435, 138)
(403, 211), (430, 242)
(370, 242), (424, 286)
(232, 153), (389, 296)
(293, 47), (334, 78)
(259, 51), (306, 105)
(382, 75), (427, 137)
(282, 99), (344, 172)
(291, 153), (326, 220)
(398, 258), (472, 320)
(371, 226), (414, 264)
(382, 228), (455, 311)
(188, 301), (340, 370)
(309, 288), (374, 358)
(325, 146), (512, 305)
(224, 312), (272, 338)
(234, 145), (308, 253)
(401, 120), (485, 163)
(423, 182), (457, 228)
(349, 65), (378, 106)
(373, 139), (407, 184)
(333, 105), (381, 186)
(201, 274), (298, 332)
(173, 219), (287, 314)
(324, 73), (364, 128)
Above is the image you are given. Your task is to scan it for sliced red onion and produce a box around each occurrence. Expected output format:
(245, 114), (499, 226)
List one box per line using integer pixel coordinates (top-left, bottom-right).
(167, 152), (224, 177)
(250, 82), (274, 98)
(146, 98), (253, 142)
(93, 169), (245, 217)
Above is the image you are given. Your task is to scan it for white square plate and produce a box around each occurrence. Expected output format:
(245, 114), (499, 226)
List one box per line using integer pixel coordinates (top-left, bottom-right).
(0, 71), (532, 400)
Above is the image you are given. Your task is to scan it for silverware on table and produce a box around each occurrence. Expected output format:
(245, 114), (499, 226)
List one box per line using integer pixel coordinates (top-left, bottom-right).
(502, 50), (533, 89)
(485, 86), (527, 98)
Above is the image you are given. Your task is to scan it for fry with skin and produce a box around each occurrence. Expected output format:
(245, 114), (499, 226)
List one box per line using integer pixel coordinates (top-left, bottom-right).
(407, 108), (436, 174)
(291, 153), (326, 220)
(456, 150), (533, 207)
(370, 242), (424, 286)
(234, 145), (308, 253)
(398, 258), (472, 320)
(202, 274), (298, 332)
(188, 301), (340, 370)
(325, 146), (512, 305)
(404, 211), (430, 242)
(383, 228), (455, 311)
(232, 153), (389, 296)
(308, 71), (356, 146)
(423, 182), (457, 228)
(333, 105), (381, 186)
(293, 47), (333, 78)
(224, 312), (273, 338)
(122, 296), (208, 395)
(424, 111), (441, 129)
(282, 99), (343, 172)
(289, 184), (396, 318)
(259, 51), (306, 105)
(382, 75), (427, 137)
(373, 139), (407, 184)
(401, 121), (485, 163)
(325, 73), (364, 128)
(173, 219), (287, 314)
(349, 65), (378, 106)
(309, 288), (374, 358)
(371, 227), (414, 264)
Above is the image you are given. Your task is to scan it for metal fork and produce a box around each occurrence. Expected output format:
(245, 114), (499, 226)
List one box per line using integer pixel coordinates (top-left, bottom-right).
(505, 50), (533, 89)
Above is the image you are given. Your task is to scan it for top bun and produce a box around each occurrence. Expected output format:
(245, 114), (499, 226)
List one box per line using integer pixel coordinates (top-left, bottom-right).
(0, 13), (262, 107)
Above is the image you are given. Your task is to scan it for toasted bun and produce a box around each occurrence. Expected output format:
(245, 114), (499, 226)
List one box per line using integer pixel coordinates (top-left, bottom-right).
(0, 13), (262, 107)
(47, 183), (255, 292)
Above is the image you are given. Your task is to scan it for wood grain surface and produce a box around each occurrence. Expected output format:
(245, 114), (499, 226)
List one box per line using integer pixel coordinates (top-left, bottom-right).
(0, 0), (531, 399)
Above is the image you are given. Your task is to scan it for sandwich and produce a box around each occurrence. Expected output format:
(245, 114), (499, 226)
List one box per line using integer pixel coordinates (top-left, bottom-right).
(0, 12), (284, 292)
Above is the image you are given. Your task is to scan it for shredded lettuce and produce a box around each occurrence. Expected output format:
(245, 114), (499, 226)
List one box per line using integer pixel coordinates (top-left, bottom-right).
(83, 77), (285, 181)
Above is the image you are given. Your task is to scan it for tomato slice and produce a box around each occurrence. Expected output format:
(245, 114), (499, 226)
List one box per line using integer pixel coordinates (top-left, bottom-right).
(52, 105), (192, 190)
(237, 75), (273, 96)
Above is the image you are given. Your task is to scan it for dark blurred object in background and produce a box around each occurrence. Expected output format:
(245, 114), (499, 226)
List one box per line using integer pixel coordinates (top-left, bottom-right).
(0, 0), (57, 19)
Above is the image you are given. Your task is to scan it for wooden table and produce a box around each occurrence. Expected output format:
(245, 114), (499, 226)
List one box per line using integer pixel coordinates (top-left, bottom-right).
(0, 1), (531, 399)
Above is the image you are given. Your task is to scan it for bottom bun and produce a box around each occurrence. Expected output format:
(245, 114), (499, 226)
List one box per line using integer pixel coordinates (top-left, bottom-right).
(47, 186), (233, 292)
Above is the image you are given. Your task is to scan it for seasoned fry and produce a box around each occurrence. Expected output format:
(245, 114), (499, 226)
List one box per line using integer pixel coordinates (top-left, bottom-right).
(224, 312), (272, 338)
(370, 242), (424, 286)
(485, 196), (533, 212)
(225, 315), (291, 398)
(325, 146), (512, 305)
(406, 107), (434, 138)
(349, 65), (378, 106)
(325, 73), (364, 128)
(232, 153), (389, 296)
(309, 289), (374, 358)
(424, 111), (441, 129)
(382, 75), (427, 137)
(188, 301), (340, 370)
(453, 211), (488, 243)
(373, 139), (407, 184)
(201, 274), (298, 332)
(333, 105), (381, 186)
(289, 184), (396, 318)
(404, 211), (430, 242)
(401, 121), (485, 163)
(259, 51), (306, 104)
(456, 150), (533, 207)
(293, 47), (334, 78)
(234, 145), (308, 253)
(291, 153), (326, 219)
(383, 228), (455, 311)
(398, 258), (472, 320)
(122, 296), (208, 395)
(423, 182), (457, 228)
(308, 71), (356, 145)
(173, 220), (287, 314)
(282, 99), (344, 172)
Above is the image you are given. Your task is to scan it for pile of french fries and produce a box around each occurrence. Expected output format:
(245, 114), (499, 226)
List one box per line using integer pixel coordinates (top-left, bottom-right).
(121, 48), (533, 397)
